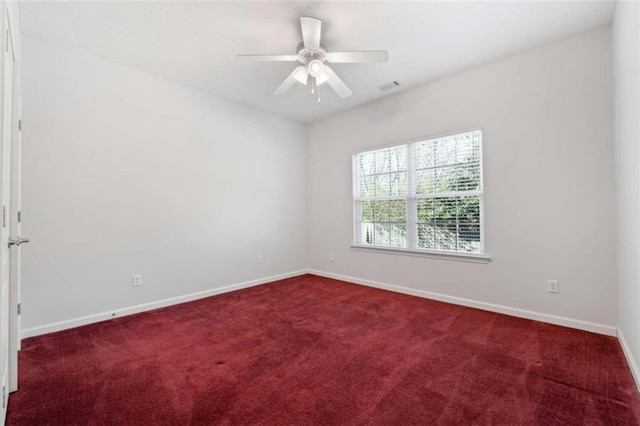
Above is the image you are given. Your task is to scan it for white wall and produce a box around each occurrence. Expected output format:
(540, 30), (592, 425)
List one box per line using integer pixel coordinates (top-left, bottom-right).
(21, 25), (621, 338)
(21, 36), (307, 331)
(613, 1), (640, 383)
(7, 2), (21, 63)
(308, 27), (616, 331)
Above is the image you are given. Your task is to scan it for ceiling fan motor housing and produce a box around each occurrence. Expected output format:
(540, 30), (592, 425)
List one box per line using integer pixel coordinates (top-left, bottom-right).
(296, 42), (327, 64)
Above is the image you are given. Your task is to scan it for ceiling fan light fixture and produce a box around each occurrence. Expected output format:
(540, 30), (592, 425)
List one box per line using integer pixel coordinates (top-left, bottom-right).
(308, 59), (324, 77)
(315, 72), (329, 85)
(293, 67), (309, 85)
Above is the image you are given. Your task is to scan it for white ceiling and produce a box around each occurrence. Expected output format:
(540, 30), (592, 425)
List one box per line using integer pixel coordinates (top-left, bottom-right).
(19, 1), (615, 124)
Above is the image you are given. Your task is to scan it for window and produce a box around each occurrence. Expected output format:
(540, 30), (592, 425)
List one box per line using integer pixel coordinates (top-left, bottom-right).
(353, 129), (484, 256)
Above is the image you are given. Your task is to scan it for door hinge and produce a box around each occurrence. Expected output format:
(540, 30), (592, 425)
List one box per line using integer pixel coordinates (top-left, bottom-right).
(2, 385), (5, 409)
(18, 119), (21, 132)
(17, 303), (20, 315)
(17, 211), (20, 223)
(5, 30), (8, 53)
(2, 205), (6, 228)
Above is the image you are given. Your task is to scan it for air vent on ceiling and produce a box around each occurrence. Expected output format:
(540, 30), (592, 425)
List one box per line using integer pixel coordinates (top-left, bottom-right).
(378, 81), (401, 91)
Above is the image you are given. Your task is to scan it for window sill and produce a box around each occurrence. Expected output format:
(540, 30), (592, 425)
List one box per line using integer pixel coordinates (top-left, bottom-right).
(350, 244), (491, 264)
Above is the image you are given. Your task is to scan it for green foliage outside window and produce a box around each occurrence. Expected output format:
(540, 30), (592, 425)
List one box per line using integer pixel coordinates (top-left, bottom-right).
(356, 131), (483, 253)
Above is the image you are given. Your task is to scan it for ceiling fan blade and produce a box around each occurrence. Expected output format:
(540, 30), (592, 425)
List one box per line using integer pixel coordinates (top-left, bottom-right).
(326, 51), (389, 64)
(274, 66), (307, 95)
(323, 65), (353, 98)
(236, 54), (298, 62)
(300, 17), (321, 50)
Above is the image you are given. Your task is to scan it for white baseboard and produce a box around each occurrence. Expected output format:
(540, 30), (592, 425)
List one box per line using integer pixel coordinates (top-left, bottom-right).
(308, 269), (617, 337)
(21, 269), (309, 339)
(618, 329), (640, 391)
(23, 268), (619, 341)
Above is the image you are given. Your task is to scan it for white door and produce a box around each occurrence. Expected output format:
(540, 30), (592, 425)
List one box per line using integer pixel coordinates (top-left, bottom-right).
(0, 11), (13, 423)
(8, 39), (21, 394)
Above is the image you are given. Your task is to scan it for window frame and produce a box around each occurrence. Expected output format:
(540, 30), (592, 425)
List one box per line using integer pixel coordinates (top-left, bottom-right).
(351, 128), (490, 263)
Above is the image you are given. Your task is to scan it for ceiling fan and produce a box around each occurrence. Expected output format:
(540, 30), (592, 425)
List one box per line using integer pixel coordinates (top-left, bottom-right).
(237, 17), (388, 100)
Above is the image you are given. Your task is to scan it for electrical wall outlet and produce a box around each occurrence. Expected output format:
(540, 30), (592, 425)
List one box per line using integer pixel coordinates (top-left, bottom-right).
(547, 279), (559, 294)
(257, 254), (262, 264)
(329, 253), (335, 262)
(132, 274), (142, 287)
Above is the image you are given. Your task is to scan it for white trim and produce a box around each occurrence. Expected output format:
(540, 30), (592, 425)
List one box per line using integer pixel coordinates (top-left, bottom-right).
(618, 329), (640, 391)
(351, 244), (491, 263)
(21, 267), (622, 344)
(21, 269), (308, 339)
(308, 269), (617, 336)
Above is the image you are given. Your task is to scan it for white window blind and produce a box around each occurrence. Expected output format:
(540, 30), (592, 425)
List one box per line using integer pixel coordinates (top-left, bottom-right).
(353, 130), (483, 254)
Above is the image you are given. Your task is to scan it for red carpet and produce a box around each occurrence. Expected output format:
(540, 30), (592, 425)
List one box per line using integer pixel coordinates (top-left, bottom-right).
(7, 274), (640, 425)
